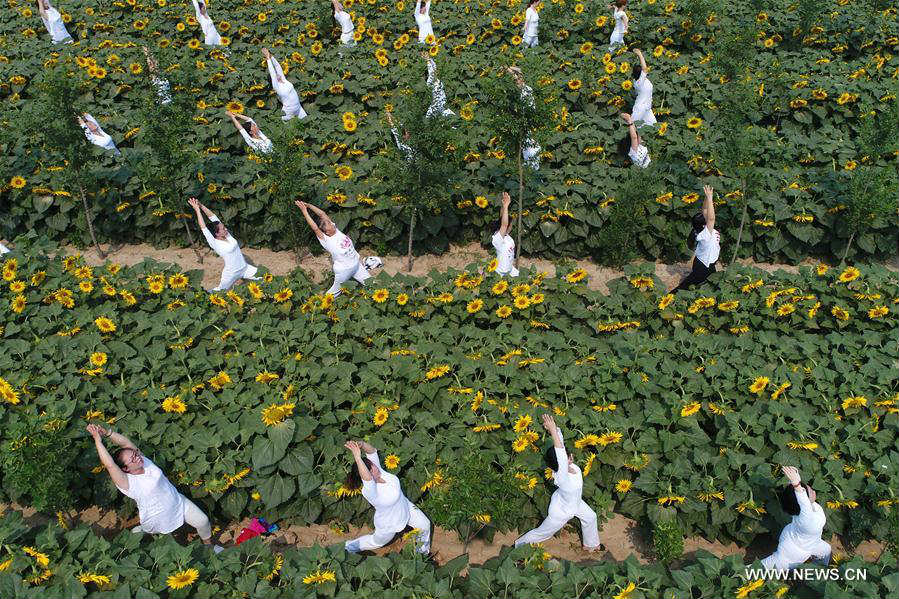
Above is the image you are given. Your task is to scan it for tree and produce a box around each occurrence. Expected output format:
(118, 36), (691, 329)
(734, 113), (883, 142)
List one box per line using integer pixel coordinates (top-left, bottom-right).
(838, 166), (896, 264)
(380, 76), (461, 271)
(130, 48), (205, 260)
(481, 59), (554, 265)
(21, 63), (108, 257)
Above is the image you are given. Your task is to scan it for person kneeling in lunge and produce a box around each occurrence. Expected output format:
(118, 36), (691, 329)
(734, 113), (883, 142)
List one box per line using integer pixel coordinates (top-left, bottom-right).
(344, 440), (431, 555)
(188, 197), (260, 292)
(761, 466), (831, 572)
(492, 191), (518, 278)
(296, 201), (381, 298)
(87, 424), (223, 553)
(515, 414), (603, 552)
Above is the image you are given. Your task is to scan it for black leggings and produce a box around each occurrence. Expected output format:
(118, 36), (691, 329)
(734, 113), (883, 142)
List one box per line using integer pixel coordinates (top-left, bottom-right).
(673, 258), (716, 293)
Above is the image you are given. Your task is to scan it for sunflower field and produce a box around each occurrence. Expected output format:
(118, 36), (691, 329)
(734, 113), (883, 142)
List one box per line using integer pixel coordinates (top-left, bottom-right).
(2, 0), (898, 262)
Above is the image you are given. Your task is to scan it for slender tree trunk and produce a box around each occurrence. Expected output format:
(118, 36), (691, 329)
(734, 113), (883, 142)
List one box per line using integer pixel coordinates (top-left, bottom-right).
(407, 207), (416, 272)
(841, 231), (855, 266)
(79, 183), (105, 259)
(516, 147), (524, 266)
(729, 179), (748, 266)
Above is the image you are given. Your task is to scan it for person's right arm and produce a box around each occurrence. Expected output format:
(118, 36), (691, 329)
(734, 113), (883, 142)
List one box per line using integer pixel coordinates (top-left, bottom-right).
(620, 113), (640, 152)
(87, 425), (130, 490)
(543, 414), (569, 484)
(702, 184), (715, 231)
(295, 201), (325, 240)
(498, 192), (511, 237)
(634, 48), (648, 77)
(191, 0), (202, 17)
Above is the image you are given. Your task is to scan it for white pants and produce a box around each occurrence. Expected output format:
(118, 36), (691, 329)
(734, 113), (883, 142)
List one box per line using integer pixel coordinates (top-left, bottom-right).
(609, 31), (624, 52)
(133, 496), (212, 540)
(267, 58), (307, 121)
(761, 537), (832, 571)
(327, 261), (370, 297)
(523, 34), (538, 48)
(213, 264), (259, 292)
(514, 500), (600, 549)
(631, 101), (657, 128)
(345, 504), (431, 554)
(340, 32), (356, 45)
(497, 267), (520, 278)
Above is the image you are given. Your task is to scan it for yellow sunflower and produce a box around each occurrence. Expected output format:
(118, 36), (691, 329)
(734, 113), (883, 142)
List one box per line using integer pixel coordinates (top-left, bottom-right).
(94, 317), (116, 333)
(274, 288), (293, 303)
(166, 568), (199, 590)
(372, 288), (389, 303)
(496, 305), (512, 318)
(686, 116), (703, 129)
(373, 407), (389, 426)
(466, 299), (484, 313)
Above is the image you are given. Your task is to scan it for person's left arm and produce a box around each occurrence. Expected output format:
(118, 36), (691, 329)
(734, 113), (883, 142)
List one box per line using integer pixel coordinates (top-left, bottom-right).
(634, 48), (648, 77)
(498, 192), (511, 237)
(702, 184), (715, 232)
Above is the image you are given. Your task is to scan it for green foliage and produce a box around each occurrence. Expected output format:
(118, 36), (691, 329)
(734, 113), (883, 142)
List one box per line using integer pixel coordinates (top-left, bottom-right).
(843, 166), (897, 256)
(592, 168), (664, 266)
(0, 415), (77, 513)
(885, 506), (899, 559)
(711, 24), (757, 79)
(652, 518), (685, 565)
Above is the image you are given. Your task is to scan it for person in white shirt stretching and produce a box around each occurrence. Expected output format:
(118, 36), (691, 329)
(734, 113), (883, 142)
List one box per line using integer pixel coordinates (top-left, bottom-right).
(79, 114), (121, 156)
(414, 0), (434, 43)
(188, 197), (259, 291)
(38, 0), (73, 44)
(191, 0), (222, 46)
(522, 0), (540, 48)
(423, 53), (455, 118)
(515, 414), (602, 551)
(297, 201), (380, 297)
(507, 66), (541, 171)
(226, 111), (273, 154)
(86, 424), (222, 552)
(673, 185), (720, 292)
(618, 112), (650, 168)
(343, 440), (432, 555)
(143, 46), (172, 105)
(262, 47), (307, 121)
(629, 49), (657, 128)
(492, 191), (519, 278)
(332, 0), (356, 46)
(608, 0), (628, 51)
(761, 466), (831, 572)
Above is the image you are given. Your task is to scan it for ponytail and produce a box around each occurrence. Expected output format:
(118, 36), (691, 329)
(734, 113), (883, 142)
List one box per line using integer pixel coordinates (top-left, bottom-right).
(687, 212), (706, 250)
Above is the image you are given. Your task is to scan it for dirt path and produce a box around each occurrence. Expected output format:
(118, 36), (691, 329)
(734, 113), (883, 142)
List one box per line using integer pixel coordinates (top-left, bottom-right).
(4, 503), (883, 568)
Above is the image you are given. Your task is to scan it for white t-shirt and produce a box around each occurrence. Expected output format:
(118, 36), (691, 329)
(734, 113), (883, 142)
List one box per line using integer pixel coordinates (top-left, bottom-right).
(613, 8), (627, 36)
(238, 121), (273, 154)
(203, 215), (249, 276)
(628, 144), (651, 168)
(549, 430), (583, 517)
(334, 10), (354, 34)
(361, 451), (412, 533)
(694, 227), (720, 267)
(414, 1), (433, 42)
(81, 115), (116, 152)
(192, 0), (221, 45)
(115, 457), (185, 534)
(524, 6), (539, 38)
(319, 229), (360, 270)
(42, 6), (72, 44)
(153, 77), (173, 105)
(492, 232), (516, 275)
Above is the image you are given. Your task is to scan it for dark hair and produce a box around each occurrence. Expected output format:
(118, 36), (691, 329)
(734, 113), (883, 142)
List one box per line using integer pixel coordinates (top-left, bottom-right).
(779, 483), (808, 516)
(345, 457), (375, 490)
(113, 447), (134, 470)
(617, 135), (632, 159)
(544, 445), (559, 472)
(632, 63), (642, 81)
(209, 220), (225, 237)
(687, 212), (706, 249)
(615, 0), (627, 7)
(527, 0), (540, 7)
(242, 121), (253, 134)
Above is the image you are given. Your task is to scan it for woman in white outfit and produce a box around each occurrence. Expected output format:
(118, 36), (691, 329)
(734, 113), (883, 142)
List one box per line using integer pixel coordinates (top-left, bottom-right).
(262, 47), (307, 121)
(188, 197), (259, 291)
(608, 0), (628, 50)
(492, 192), (518, 278)
(344, 440), (431, 555)
(618, 112), (650, 168)
(385, 112), (414, 162)
(630, 49), (657, 128)
(414, 0), (434, 43)
(191, 0), (221, 46)
(332, 0), (356, 46)
(673, 185), (720, 293)
(423, 53), (455, 118)
(226, 111), (273, 154)
(515, 415), (602, 551)
(761, 466), (831, 571)
(79, 114), (121, 156)
(522, 0), (540, 48)
(143, 47), (172, 105)
(507, 66), (541, 171)
(37, 0), (73, 44)
(86, 424), (222, 552)
(297, 201), (379, 297)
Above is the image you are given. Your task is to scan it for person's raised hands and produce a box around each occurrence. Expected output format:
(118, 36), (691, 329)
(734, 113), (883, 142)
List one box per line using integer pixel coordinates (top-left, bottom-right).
(782, 465), (801, 485)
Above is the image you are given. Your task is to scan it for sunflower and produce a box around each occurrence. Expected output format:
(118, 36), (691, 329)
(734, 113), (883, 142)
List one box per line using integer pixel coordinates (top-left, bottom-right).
(372, 288), (389, 303)
(717, 300), (739, 312)
(176, 22), (186, 32)
(94, 317), (116, 333)
(491, 18), (502, 29)
(373, 407), (389, 426)
(302, 570), (336, 585)
(226, 101), (244, 114)
(396, 293), (409, 305)
(9, 175), (26, 189)
(496, 305), (512, 318)
(257, 12), (267, 22)
(274, 288), (293, 303)
(868, 305), (889, 318)
(425, 365), (451, 379)
(474, 195), (489, 209)
(384, 454), (400, 469)
(510, 35), (522, 46)
(621, 79), (633, 91)
(680, 402), (700, 417)
(512, 436), (529, 452)
(763, 37), (775, 48)
(343, 119), (358, 132)
(133, 20), (147, 30)
(188, 38), (201, 49)
(0, 377), (20, 404)
(568, 79), (582, 91)
(749, 376), (769, 395)
(167, 568), (199, 590)
(491, 280), (509, 295)
(9, 280), (25, 293)
(162, 396), (187, 413)
(513, 295), (531, 309)
(579, 41), (594, 55)
(466, 299), (483, 313)
(336, 165), (353, 180)
(11, 295), (26, 313)
(311, 41), (323, 56)
(615, 479), (632, 493)
(168, 273), (188, 289)
(776, 303), (795, 316)
(686, 116), (703, 129)
(565, 269), (587, 283)
(838, 266), (859, 282)
(812, 89), (828, 100)
(90, 352), (107, 367)
(460, 105), (474, 121)
(831, 305), (849, 321)
(261, 402), (295, 426)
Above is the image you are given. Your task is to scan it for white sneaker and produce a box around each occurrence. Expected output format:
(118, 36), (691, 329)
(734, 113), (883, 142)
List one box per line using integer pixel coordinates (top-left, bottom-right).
(363, 256), (383, 270)
(213, 545), (225, 554)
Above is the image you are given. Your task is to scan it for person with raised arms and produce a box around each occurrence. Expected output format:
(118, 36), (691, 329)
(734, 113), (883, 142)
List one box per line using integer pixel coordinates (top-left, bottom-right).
(522, 0), (540, 48)
(423, 53), (455, 118)
(332, 0), (356, 46)
(86, 424), (223, 553)
(143, 46), (172, 105)
(262, 47), (307, 121)
(492, 191), (519, 278)
(191, 0), (222, 46)
(672, 184), (720, 292)
(79, 113), (121, 156)
(37, 0), (73, 44)
(506, 66), (541, 171)
(629, 49), (657, 128)
(608, 0), (628, 51)
(414, 0), (434, 44)
(296, 201), (380, 297)
(618, 112), (650, 168)
(515, 414), (603, 552)
(343, 440), (432, 555)
(761, 466), (831, 572)
(226, 111), (273, 154)
(187, 197), (260, 291)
